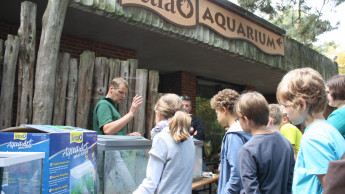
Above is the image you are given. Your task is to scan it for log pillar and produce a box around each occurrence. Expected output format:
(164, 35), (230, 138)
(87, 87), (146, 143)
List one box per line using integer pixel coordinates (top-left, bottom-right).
(118, 60), (129, 117)
(0, 35), (20, 129)
(76, 51), (95, 129)
(133, 69), (148, 136)
(126, 59), (138, 133)
(0, 39), (3, 92)
(65, 58), (78, 126)
(32, 0), (69, 124)
(17, 1), (37, 125)
(145, 70), (159, 139)
(53, 52), (70, 125)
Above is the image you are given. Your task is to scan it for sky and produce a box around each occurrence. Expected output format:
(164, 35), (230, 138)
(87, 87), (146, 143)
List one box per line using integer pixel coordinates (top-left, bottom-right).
(316, 2), (345, 50)
(229, 0), (345, 51)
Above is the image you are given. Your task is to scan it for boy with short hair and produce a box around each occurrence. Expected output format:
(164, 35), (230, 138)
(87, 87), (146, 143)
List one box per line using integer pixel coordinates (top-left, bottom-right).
(235, 92), (295, 194)
(268, 104), (284, 132)
(268, 104), (301, 158)
(276, 68), (345, 193)
(210, 89), (251, 194)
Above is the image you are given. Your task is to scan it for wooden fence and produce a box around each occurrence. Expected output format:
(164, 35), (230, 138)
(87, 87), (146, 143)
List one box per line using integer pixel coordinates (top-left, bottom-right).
(0, 1), (159, 138)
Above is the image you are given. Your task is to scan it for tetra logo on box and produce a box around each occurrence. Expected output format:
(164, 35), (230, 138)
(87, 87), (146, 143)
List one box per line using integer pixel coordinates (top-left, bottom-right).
(14, 133), (27, 140)
(70, 132), (83, 143)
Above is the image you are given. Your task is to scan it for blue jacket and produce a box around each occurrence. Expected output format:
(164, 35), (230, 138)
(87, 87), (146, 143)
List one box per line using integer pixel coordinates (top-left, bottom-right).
(217, 122), (252, 194)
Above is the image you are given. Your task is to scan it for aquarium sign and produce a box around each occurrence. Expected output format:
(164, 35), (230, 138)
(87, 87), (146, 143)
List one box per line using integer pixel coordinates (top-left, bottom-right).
(70, 132), (83, 143)
(121, 0), (284, 55)
(14, 132), (27, 140)
(121, 0), (197, 26)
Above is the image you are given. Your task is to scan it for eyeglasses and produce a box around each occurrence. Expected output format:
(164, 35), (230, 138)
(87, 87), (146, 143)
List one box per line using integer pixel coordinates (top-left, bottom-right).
(180, 95), (191, 100)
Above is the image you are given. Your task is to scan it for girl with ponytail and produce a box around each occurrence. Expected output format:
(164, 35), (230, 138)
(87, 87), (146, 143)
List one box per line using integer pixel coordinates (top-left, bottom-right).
(134, 94), (195, 194)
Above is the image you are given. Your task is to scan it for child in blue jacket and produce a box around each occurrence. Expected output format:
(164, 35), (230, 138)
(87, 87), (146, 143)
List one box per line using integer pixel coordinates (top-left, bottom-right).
(210, 89), (251, 194)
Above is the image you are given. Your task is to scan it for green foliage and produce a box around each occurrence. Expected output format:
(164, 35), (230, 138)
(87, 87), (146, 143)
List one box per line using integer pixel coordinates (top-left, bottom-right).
(196, 96), (224, 162)
(239, 0), (276, 15)
(314, 41), (345, 75)
(237, 0), (344, 46)
(313, 40), (338, 54)
(272, 8), (334, 46)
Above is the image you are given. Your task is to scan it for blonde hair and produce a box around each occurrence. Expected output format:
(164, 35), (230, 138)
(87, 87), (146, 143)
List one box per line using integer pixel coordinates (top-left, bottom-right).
(268, 104), (283, 126)
(169, 111), (191, 142)
(110, 77), (128, 89)
(276, 68), (327, 114)
(234, 91), (269, 127)
(210, 89), (240, 114)
(155, 94), (190, 142)
(155, 94), (183, 119)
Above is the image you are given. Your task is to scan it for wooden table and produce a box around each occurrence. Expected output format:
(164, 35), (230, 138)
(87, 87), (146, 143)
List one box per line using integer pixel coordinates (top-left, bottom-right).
(192, 174), (219, 194)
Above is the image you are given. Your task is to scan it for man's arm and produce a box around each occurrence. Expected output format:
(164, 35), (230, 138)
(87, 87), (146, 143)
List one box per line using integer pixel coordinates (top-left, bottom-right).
(103, 95), (143, 135)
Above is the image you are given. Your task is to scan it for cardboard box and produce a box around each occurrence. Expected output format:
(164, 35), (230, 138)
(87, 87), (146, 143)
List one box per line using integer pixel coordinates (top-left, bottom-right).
(0, 125), (97, 194)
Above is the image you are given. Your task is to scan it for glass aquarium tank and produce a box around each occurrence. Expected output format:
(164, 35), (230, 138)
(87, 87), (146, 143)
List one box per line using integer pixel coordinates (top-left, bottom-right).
(0, 152), (45, 194)
(193, 139), (204, 181)
(97, 135), (152, 194)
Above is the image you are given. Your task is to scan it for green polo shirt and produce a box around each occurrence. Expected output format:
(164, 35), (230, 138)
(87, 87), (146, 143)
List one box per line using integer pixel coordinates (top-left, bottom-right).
(93, 97), (126, 135)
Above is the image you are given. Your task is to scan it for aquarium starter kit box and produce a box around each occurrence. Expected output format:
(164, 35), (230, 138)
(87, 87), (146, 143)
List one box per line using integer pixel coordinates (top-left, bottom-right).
(0, 125), (97, 194)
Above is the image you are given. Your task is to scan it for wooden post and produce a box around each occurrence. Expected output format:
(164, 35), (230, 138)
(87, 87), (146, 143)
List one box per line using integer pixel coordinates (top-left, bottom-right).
(92, 57), (109, 104)
(90, 57), (109, 129)
(108, 58), (121, 86)
(145, 70), (159, 139)
(0, 35), (20, 129)
(126, 59), (138, 133)
(76, 51), (95, 129)
(17, 1), (37, 126)
(65, 58), (78, 126)
(133, 69), (148, 136)
(118, 60), (129, 119)
(53, 53), (70, 125)
(0, 39), (3, 93)
(32, 0), (69, 124)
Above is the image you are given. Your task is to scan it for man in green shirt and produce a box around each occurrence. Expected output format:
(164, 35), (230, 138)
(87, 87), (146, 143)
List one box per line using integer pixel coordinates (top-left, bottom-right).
(93, 77), (143, 135)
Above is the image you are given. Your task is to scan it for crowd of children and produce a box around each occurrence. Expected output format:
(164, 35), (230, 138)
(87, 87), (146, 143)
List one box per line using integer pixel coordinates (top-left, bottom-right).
(211, 69), (345, 194)
(132, 69), (345, 194)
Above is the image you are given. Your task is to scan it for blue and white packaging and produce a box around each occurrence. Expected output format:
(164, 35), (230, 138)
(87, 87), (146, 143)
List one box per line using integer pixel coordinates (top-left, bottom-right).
(0, 125), (97, 194)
